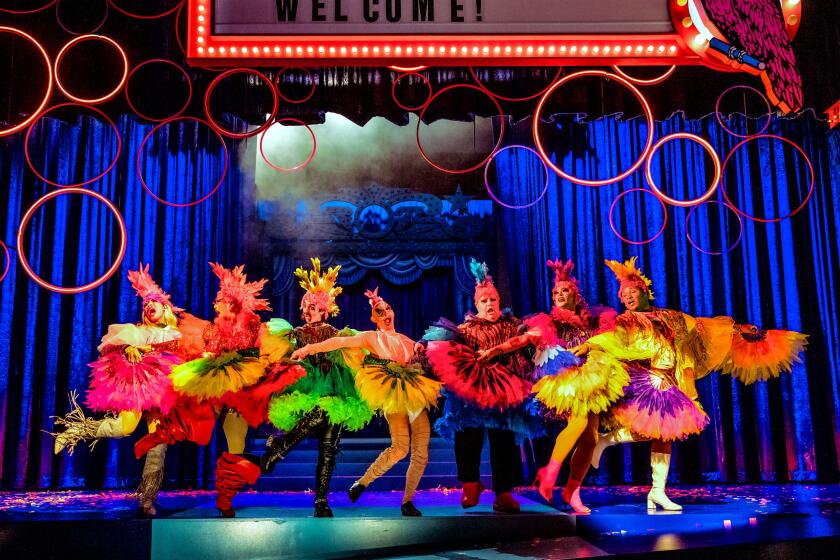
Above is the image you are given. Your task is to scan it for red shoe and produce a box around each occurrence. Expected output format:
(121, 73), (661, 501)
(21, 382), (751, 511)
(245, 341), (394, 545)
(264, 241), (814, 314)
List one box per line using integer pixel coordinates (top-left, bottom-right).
(532, 459), (561, 504)
(492, 492), (521, 513)
(461, 481), (484, 509)
(215, 452), (262, 518)
(561, 485), (591, 514)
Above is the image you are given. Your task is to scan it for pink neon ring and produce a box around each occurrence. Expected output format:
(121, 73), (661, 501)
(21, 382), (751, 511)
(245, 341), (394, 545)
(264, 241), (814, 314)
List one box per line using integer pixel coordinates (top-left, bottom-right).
(0, 240), (9, 284)
(608, 188), (668, 245)
(644, 132), (721, 207)
(259, 118), (317, 172)
(125, 59), (192, 122)
(611, 65), (676, 86)
(0, 0), (56, 14)
(108, 0), (183, 19)
(721, 134), (815, 223)
(391, 72), (432, 112)
(55, 0), (109, 36)
(484, 145), (549, 209)
(715, 85), (772, 139)
(25, 102), (122, 188)
(54, 34), (129, 104)
(136, 116), (229, 207)
(469, 66), (563, 103)
(16, 187), (127, 293)
(416, 84), (505, 174)
(204, 68), (279, 139)
(274, 68), (316, 104)
(533, 70), (654, 187)
(685, 200), (744, 256)
(0, 27), (54, 138)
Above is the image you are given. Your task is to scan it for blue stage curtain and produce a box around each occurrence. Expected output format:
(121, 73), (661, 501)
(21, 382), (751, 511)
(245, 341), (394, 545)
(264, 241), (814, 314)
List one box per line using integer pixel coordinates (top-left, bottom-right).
(0, 115), (241, 489)
(494, 111), (840, 483)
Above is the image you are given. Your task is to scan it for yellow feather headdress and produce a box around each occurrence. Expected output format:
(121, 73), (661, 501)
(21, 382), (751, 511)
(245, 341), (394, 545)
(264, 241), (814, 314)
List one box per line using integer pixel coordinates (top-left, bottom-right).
(295, 257), (342, 317)
(604, 256), (654, 300)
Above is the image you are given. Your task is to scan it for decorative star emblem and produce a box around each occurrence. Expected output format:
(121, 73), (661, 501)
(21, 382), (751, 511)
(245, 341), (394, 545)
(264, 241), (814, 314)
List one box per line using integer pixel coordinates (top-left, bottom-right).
(445, 186), (473, 214)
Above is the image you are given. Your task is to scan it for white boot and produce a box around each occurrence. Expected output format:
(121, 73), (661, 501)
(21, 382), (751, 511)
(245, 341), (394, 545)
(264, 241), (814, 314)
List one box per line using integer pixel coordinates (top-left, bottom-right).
(49, 392), (106, 455)
(647, 452), (682, 511)
(590, 428), (636, 469)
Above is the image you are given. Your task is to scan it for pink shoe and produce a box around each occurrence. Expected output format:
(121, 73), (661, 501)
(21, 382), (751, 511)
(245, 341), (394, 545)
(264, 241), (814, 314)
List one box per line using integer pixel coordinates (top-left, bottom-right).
(561, 480), (591, 514)
(532, 460), (561, 504)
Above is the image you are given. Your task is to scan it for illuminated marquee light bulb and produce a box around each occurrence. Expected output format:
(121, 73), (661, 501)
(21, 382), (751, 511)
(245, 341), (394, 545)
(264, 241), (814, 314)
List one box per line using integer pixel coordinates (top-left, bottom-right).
(275, 46), (281, 53)
(625, 45), (632, 53)
(219, 46), (226, 53)
(231, 46), (238, 53)
(570, 45), (577, 54)
(384, 46), (391, 54)
(373, 46), (380, 54)
(548, 45), (555, 54)
(330, 46), (336, 54)
(483, 46), (490, 54)
(504, 45), (511, 54)
(198, 46), (204, 54)
(581, 45), (588, 54)
(197, 36), (205, 43)
(286, 46), (292, 54)
(318, 46), (324, 54)
(406, 47), (412, 54)
(592, 46), (600, 54)
(252, 46), (259, 54)
(516, 46), (523, 54)
(669, 45), (677, 53)
(526, 46), (533, 54)
(472, 46), (479, 54)
(208, 46), (215, 54)
(657, 45), (665, 53)
(341, 46), (348, 54)
(494, 46), (500, 54)
(635, 45), (643, 53)
(537, 46), (544, 54)
(559, 45), (566, 54)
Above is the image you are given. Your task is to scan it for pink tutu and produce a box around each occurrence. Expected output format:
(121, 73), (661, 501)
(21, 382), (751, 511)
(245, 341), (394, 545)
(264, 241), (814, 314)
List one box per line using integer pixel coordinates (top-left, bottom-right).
(86, 352), (182, 414)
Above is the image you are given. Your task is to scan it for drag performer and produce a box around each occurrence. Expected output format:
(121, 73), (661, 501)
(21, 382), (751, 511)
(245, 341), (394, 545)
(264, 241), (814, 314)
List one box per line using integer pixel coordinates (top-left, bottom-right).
(262, 259), (373, 518)
(50, 264), (187, 516)
(477, 260), (625, 513)
(581, 257), (807, 511)
(168, 263), (305, 517)
(289, 288), (441, 516)
(422, 259), (543, 513)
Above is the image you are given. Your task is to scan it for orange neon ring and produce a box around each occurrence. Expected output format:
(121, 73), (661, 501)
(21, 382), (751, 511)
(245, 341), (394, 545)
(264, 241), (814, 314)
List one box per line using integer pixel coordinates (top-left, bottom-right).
(54, 34), (129, 104)
(611, 65), (676, 86)
(0, 27), (53, 137)
(644, 132), (721, 208)
(17, 187), (127, 293)
(204, 68), (279, 139)
(533, 70), (654, 187)
(388, 65), (429, 73)
(469, 66), (563, 102)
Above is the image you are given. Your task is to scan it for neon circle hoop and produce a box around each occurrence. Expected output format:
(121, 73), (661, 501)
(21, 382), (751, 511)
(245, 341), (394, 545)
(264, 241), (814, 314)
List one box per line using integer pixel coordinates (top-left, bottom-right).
(0, 0), (57, 14)
(204, 68), (279, 139)
(54, 34), (129, 104)
(391, 72), (432, 112)
(259, 118), (317, 172)
(416, 83), (505, 174)
(136, 116), (229, 207)
(533, 70), (654, 187)
(685, 200), (744, 256)
(0, 240), (9, 284)
(715, 84), (772, 139)
(126, 59), (192, 122)
(274, 67), (316, 104)
(484, 145), (549, 209)
(469, 66), (563, 103)
(720, 134), (815, 223)
(16, 187), (127, 293)
(0, 27), (53, 137)
(25, 103), (122, 188)
(108, 0), (184, 19)
(55, 0), (109, 36)
(611, 65), (676, 86)
(644, 132), (721, 207)
(608, 188), (668, 245)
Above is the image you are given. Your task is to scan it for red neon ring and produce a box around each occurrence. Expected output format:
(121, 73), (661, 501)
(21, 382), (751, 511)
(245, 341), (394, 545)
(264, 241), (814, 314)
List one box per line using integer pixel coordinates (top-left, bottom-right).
(608, 188), (668, 246)
(391, 72), (432, 112)
(469, 66), (563, 103)
(108, 0), (183, 19)
(715, 84), (772, 139)
(204, 68), (279, 139)
(720, 134), (815, 223)
(259, 118), (317, 172)
(685, 200), (744, 256)
(416, 84), (505, 174)
(136, 116), (229, 207)
(388, 65), (429, 73)
(0, 240), (9, 284)
(125, 59), (192, 122)
(644, 132), (721, 208)
(611, 65), (676, 86)
(484, 145), (549, 209)
(0, 0), (56, 14)
(16, 187), (127, 293)
(274, 68), (316, 104)
(54, 34), (129, 104)
(55, 0), (108, 36)
(533, 70), (654, 187)
(0, 27), (53, 138)
(174, 0), (186, 58)
(25, 102), (121, 188)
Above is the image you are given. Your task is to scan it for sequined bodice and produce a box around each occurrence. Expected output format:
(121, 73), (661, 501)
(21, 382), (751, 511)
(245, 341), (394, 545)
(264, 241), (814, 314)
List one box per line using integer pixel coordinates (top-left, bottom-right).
(203, 315), (261, 354)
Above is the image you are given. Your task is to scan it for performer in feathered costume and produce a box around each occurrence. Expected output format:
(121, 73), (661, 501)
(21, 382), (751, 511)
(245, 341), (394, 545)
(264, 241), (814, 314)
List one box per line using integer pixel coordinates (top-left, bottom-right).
(168, 263), (305, 517)
(477, 260), (623, 513)
(288, 288), (440, 516)
(422, 259), (543, 513)
(262, 258), (373, 517)
(581, 257), (807, 511)
(50, 263), (186, 516)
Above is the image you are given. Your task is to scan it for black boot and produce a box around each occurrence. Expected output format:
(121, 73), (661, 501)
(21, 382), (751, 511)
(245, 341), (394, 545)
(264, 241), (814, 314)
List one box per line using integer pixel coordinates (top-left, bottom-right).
(347, 482), (366, 503)
(261, 408), (327, 473)
(401, 501), (422, 517)
(314, 422), (342, 517)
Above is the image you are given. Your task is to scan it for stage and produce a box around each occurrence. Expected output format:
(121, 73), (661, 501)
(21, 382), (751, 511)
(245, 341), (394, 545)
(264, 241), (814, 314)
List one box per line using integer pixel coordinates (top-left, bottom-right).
(2, 485), (839, 559)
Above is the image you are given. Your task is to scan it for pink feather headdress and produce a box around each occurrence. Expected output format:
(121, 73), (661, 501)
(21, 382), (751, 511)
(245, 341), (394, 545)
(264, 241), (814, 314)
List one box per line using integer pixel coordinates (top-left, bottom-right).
(210, 262), (271, 314)
(127, 263), (184, 314)
(546, 259), (581, 298)
(365, 287), (386, 309)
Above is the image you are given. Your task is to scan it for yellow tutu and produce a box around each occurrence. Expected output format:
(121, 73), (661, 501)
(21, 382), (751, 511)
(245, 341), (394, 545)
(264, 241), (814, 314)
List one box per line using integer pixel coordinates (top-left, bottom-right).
(355, 361), (441, 415)
(170, 351), (267, 401)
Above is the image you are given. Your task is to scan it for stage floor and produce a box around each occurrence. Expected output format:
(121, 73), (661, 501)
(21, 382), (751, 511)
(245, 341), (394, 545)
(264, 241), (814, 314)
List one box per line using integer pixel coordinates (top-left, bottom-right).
(2, 485), (840, 559)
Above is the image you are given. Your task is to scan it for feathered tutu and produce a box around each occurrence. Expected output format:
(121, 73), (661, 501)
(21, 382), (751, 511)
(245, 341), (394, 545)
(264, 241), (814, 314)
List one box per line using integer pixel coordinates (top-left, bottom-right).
(169, 350), (266, 402)
(86, 351), (181, 414)
(355, 359), (441, 415)
(425, 340), (532, 410)
(221, 361), (307, 427)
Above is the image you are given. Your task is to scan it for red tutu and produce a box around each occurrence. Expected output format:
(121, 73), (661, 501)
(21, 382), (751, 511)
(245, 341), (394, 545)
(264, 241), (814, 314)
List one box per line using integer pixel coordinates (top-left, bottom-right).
(220, 362), (307, 427)
(426, 340), (532, 410)
(86, 352), (181, 414)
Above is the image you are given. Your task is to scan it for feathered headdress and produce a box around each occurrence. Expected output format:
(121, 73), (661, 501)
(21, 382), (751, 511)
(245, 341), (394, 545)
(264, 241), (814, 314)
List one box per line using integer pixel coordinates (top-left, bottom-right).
(546, 259), (580, 294)
(127, 263), (184, 314)
(604, 256), (654, 300)
(209, 262), (271, 314)
(295, 258), (342, 317)
(469, 258), (499, 302)
(365, 287), (385, 309)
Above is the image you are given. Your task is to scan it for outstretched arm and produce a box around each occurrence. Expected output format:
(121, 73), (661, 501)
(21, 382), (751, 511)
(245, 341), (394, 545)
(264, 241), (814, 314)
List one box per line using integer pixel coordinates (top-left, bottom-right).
(477, 333), (537, 362)
(291, 332), (373, 360)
